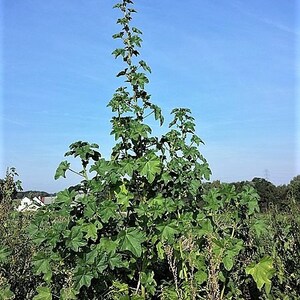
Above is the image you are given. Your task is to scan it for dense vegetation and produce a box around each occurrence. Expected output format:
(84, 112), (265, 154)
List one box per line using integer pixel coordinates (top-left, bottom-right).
(1, 1), (299, 299)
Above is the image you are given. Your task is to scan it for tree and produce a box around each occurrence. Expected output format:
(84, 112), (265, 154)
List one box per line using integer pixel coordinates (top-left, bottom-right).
(288, 175), (300, 203)
(0, 168), (22, 206)
(251, 177), (279, 210)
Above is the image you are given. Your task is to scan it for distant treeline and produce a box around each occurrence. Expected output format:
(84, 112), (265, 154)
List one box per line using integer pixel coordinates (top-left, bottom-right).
(204, 175), (300, 211)
(16, 190), (56, 199)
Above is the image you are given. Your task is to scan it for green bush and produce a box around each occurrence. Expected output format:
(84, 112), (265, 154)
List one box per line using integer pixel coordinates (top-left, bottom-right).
(251, 201), (300, 299)
(0, 168), (40, 299)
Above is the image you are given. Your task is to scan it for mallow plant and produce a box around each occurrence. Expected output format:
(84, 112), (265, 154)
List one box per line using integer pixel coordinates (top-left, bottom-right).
(29, 1), (274, 299)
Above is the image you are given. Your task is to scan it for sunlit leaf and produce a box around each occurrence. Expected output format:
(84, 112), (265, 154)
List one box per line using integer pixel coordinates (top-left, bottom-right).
(82, 223), (98, 241)
(223, 255), (234, 271)
(246, 256), (275, 294)
(138, 152), (161, 183)
(54, 161), (70, 180)
(33, 287), (52, 300)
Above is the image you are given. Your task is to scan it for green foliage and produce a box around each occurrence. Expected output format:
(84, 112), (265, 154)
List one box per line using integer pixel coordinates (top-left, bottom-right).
(24, 1), (299, 299)
(249, 200), (300, 299)
(0, 247), (11, 263)
(0, 168), (41, 299)
(138, 152), (161, 183)
(118, 228), (146, 257)
(28, 1), (214, 297)
(33, 286), (52, 300)
(0, 284), (14, 300)
(246, 256), (275, 294)
(289, 175), (300, 203)
(54, 161), (70, 180)
(0, 168), (22, 206)
(32, 252), (52, 281)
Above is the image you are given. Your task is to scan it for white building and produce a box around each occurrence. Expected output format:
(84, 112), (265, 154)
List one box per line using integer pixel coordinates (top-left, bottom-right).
(17, 196), (45, 212)
(42, 196), (56, 205)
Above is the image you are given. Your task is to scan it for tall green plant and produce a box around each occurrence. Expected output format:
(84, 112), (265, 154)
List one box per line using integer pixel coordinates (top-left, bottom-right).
(0, 168), (40, 299)
(30, 1), (265, 299)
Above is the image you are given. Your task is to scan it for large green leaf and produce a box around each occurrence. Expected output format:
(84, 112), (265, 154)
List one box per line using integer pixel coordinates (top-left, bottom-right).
(117, 228), (146, 257)
(65, 141), (100, 163)
(85, 248), (98, 265)
(108, 253), (126, 270)
(32, 252), (52, 282)
(252, 219), (267, 238)
(240, 186), (260, 215)
(130, 122), (151, 140)
(223, 255), (234, 271)
(139, 60), (151, 73)
(31, 230), (47, 246)
(194, 270), (207, 285)
(112, 48), (125, 58)
(99, 200), (119, 223)
(119, 159), (135, 177)
(152, 104), (164, 125)
(84, 201), (97, 218)
(54, 161), (70, 180)
(115, 184), (133, 209)
(94, 254), (108, 273)
(138, 152), (161, 183)
(33, 287), (52, 300)
(200, 162), (211, 181)
(84, 247), (108, 273)
(140, 271), (156, 296)
(90, 158), (110, 176)
(73, 267), (94, 291)
(99, 237), (118, 255)
(246, 256), (275, 294)
(156, 222), (179, 242)
(189, 179), (201, 196)
(156, 241), (165, 260)
(82, 223), (99, 241)
(222, 239), (244, 270)
(65, 226), (87, 251)
(148, 194), (170, 219)
(55, 189), (76, 205)
(197, 219), (213, 236)
(27, 222), (39, 236)
(203, 188), (222, 211)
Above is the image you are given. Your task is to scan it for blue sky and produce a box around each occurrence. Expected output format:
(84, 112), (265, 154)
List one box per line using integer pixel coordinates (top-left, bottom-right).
(2, 0), (299, 192)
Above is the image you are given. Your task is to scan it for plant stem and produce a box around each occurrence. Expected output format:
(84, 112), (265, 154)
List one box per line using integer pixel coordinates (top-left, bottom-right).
(68, 168), (85, 178)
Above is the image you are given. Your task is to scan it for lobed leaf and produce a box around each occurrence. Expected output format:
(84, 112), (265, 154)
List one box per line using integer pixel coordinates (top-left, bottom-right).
(246, 256), (275, 294)
(33, 287), (52, 300)
(117, 228), (146, 257)
(73, 267), (94, 291)
(54, 161), (70, 180)
(138, 152), (161, 183)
